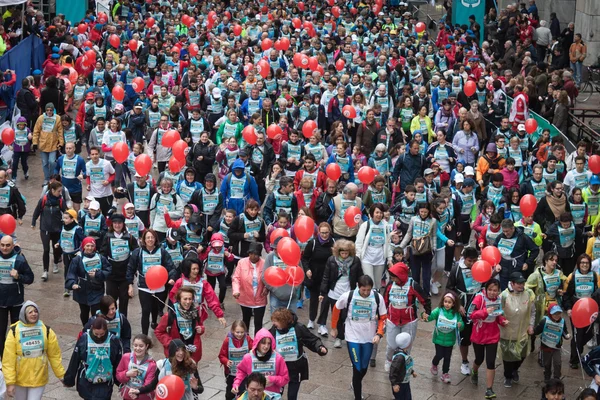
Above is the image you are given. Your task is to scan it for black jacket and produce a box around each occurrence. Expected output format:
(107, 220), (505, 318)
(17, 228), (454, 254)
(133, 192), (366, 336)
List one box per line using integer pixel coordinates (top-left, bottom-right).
(315, 190), (337, 225)
(126, 246), (177, 289)
(301, 236), (335, 291)
(100, 232), (139, 281)
(0, 251), (34, 307)
(16, 87), (38, 122)
(493, 228), (540, 278)
(39, 87), (64, 115)
(534, 195), (571, 232)
(65, 252), (111, 306)
(189, 188), (224, 239)
(320, 255), (363, 296)
(227, 213), (266, 258)
(0, 183), (26, 219)
(245, 142), (276, 180)
(31, 194), (66, 232)
(83, 313), (132, 353)
(187, 141), (216, 180)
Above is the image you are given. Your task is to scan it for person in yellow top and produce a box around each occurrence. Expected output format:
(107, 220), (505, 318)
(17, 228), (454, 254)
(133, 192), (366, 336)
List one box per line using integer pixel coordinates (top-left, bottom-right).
(569, 33), (587, 87)
(33, 103), (64, 186)
(2, 300), (65, 398)
(586, 223), (600, 261)
(410, 105), (435, 143)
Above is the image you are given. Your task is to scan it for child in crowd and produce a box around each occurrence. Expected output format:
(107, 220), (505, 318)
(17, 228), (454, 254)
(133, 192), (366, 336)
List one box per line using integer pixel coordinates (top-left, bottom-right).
(533, 303), (570, 381)
(389, 332), (417, 400)
(218, 321), (253, 400)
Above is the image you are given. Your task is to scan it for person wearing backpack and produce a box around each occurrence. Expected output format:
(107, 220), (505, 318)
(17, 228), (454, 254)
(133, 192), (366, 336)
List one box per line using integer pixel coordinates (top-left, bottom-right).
(2, 301), (65, 399)
(331, 275), (387, 400)
(149, 178), (184, 243)
(391, 139), (426, 194)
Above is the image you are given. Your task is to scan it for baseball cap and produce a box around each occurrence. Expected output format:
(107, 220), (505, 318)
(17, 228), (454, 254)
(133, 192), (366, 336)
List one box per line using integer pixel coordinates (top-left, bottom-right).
(517, 124), (526, 132)
(85, 195), (95, 201)
(89, 201), (100, 210)
(134, 102), (143, 109)
(454, 173), (464, 183)
(509, 271), (526, 283)
(591, 175), (600, 185)
(550, 305), (563, 314)
(463, 178), (475, 187)
(424, 168), (434, 176)
(212, 88), (222, 98)
(65, 209), (78, 222)
(124, 203), (135, 209)
(464, 166), (475, 176)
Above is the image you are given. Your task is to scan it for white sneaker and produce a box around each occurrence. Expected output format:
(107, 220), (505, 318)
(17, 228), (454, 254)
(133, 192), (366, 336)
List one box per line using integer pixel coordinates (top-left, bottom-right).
(384, 360), (391, 372)
(307, 320), (315, 329)
(431, 281), (439, 295)
(334, 338), (342, 348)
(42, 271), (48, 281)
(52, 264), (60, 274)
(318, 325), (328, 336)
(435, 281), (442, 288)
(460, 362), (471, 376)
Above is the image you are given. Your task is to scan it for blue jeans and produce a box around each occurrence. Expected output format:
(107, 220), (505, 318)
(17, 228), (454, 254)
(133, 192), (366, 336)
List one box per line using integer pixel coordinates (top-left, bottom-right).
(410, 252), (433, 295)
(40, 151), (57, 182)
(571, 61), (583, 86)
(269, 292), (298, 313)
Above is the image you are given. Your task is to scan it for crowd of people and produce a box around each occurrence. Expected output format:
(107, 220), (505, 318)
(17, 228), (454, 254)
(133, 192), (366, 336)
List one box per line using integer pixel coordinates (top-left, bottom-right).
(0, 0), (597, 399)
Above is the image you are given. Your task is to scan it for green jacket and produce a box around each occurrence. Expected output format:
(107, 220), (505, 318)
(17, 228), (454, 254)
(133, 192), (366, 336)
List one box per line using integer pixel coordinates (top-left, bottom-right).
(426, 307), (464, 347)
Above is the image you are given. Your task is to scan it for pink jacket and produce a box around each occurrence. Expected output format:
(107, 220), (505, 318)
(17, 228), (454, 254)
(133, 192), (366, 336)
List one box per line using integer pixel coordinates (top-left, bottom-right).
(115, 353), (157, 400)
(233, 329), (289, 393)
(469, 291), (507, 345)
(500, 167), (520, 191)
(232, 257), (268, 307)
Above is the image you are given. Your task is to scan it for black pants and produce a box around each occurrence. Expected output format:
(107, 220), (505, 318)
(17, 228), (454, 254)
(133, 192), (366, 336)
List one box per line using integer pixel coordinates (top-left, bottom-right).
(570, 320), (595, 365)
(225, 374), (245, 400)
(96, 195), (114, 217)
(206, 274), (227, 304)
(11, 151), (29, 179)
(63, 253), (77, 280)
(432, 344), (453, 374)
(78, 303), (101, 326)
(560, 256), (576, 277)
(225, 257), (235, 285)
(286, 380), (301, 400)
(543, 349), (562, 380)
(317, 296), (345, 340)
(0, 305), (21, 355)
(308, 287), (322, 322)
(106, 279), (130, 317)
(240, 306), (266, 334)
(536, 45), (547, 62)
(40, 230), (61, 272)
(393, 383), (412, 400)
(352, 365), (368, 400)
(156, 231), (167, 244)
(473, 342), (498, 370)
(139, 290), (167, 335)
(503, 358), (525, 379)
(158, 161), (167, 173)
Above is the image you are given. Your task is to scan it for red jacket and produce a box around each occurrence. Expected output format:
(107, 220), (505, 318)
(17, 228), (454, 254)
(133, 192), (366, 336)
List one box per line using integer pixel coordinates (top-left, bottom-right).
(477, 225), (501, 248)
(384, 263), (431, 326)
(199, 245), (235, 277)
(293, 168), (326, 192)
(469, 291), (507, 345)
(218, 333), (254, 376)
(168, 277), (224, 323)
(293, 188), (318, 215)
(42, 58), (62, 80)
(154, 307), (204, 362)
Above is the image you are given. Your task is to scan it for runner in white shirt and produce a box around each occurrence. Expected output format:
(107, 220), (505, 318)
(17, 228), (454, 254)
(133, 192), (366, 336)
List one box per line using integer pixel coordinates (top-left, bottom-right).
(85, 146), (116, 216)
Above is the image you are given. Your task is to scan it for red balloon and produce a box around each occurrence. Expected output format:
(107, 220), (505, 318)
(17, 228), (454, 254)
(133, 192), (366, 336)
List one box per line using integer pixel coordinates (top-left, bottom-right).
(86, 49), (96, 62)
(294, 216), (315, 243)
(327, 0), (335, 5)
(481, 246), (501, 266)
(525, 118), (538, 134)
(292, 18), (302, 29)
(208, 11), (217, 22)
(287, 266), (305, 286)
(155, 374), (185, 400)
(274, 40), (283, 51)
(112, 86), (125, 102)
(242, 125), (257, 145)
(256, 59), (270, 79)
(171, 46), (181, 55)
(128, 39), (138, 52)
(344, 206), (362, 228)
(132, 77), (145, 93)
(168, 156), (183, 173)
(233, 24), (242, 36)
(357, 166), (376, 185)
(244, 63), (254, 73)
(109, 34), (120, 48)
(293, 53), (304, 68)
(261, 38), (273, 51)
(303, 21), (313, 31)
(189, 43), (199, 57)
(415, 22), (426, 33)
(161, 130), (181, 148)
(279, 37), (290, 51)
(134, 154), (152, 176)
(572, 298), (599, 328)
(342, 105), (356, 119)
(590, 155), (600, 174)
(316, 65), (325, 76)
(471, 260), (493, 283)
(112, 142), (129, 164)
(1, 128), (14, 145)
(372, 5), (381, 14)
(350, 7), (358, 15)
(308, 57), (319, 72)
(302, 120), (317, 139)
(77, 23), (87, 34)
(300, 54), (309, 69)
(267, 124), (282, 140)
(145, 265), (168, 291)
(83, 40), (93, 49)
(298, 2), (305, 11)
(464, 81), (476, 97)
(264, 267), (289, 287)
(146, 17), (155, 28)
(326, 163), (341, 181)
(172, 140), (188, 162)
(335, 58), (346, 71)
(0, 214), (16, 235)
(331, 6), (341, 17)
(277, 237), (301, 266)
(270, 227), (290, 244)
(519, 194), (537, 217)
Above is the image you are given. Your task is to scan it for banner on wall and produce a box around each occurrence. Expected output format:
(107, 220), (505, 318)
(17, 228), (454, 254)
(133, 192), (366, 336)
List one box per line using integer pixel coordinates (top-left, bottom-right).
(451, 0), (485, 43)
(505, 95), (562, 143)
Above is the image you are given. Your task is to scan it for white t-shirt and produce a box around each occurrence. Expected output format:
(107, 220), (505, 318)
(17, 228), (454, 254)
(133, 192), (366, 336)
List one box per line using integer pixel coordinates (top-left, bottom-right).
(329, 275), (350, 300)
(101, 130), (127, 161)
(335, 290), (387, 344)
(86, 159), (115, 198)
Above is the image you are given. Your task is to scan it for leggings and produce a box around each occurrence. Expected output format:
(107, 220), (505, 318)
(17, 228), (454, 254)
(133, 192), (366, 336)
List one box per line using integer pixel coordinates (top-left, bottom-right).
(138, 290), (167, 335)
(473, 342), (498, 370)
(432, 344), (454, 374)
(0, 305), (21, 356)
(286, 381), (301, 400)
(362, 262), (386, 291)
(106, 279), (131, 317)
(240, 305), (266, 334)
(11, 151), (29, 179)
(206, 274), (227, 304)
(348, 342), (373, 400)
(14, 385), (46, 400)
(78, 303), (101, 327)
(318, 297), (345, 340)
(40, 231), (61, 272)
(570, 320), (595, 365)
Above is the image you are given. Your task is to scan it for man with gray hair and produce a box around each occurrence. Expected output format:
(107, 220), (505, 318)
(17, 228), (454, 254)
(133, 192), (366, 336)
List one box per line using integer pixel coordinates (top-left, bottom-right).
(329, 182), (365, 240)
(535, 20), (552, 62)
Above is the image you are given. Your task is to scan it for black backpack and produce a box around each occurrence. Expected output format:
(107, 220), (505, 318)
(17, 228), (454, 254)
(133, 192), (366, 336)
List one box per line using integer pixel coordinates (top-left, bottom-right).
(340, 289), (381, 323)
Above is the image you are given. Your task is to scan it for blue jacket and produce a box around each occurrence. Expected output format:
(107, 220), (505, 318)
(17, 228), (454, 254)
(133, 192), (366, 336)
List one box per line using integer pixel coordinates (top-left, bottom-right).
(55, 154), (87, 194)
(240, 97), (263, 120)
(65, 252), (111, 306)
(220, 159), (260, 215)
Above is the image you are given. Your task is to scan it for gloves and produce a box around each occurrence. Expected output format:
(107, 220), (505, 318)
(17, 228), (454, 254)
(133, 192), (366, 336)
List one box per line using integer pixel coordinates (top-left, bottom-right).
(186, 345), (197, 353)
(88, 230), (99, 237)
(32, 144), (37, 151)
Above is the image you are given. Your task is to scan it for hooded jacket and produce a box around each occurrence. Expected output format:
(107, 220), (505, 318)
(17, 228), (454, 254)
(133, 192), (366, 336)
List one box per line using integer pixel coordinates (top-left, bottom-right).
(232, 256), (268, 308)
(100, 230), (139, 281)
(533, 303), (570, 351)
(33, 111), (64, 152)
(493, 228), (540, 279)
(220, 159), (260, 216)
(189, 174), (224, 236)
(115, 351), (157, 400)
(187, 140), (216, 177)
(468, 289), (508, 345)
(301, 236), (335, 291)
(3, 301), (65, 388)
(0, 249), (34, 307)
(233, 329), (290, 393)
(65, 251), (112, 306)
(384, 262), (431, 326)
(425, 305), (465, 347)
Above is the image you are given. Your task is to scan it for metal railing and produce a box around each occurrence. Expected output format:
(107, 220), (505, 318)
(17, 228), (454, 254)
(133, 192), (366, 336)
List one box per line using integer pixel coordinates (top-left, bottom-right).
(568, 108), (600, 151)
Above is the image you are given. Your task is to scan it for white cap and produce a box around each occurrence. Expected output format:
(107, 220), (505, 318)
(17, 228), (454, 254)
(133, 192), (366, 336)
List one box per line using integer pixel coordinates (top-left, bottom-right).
(517, 123), (526, 132)
(85, 195), (95, 201)
(455, 173), (464, 183)
(89, 201), (100, 210)
(124, 202), (135, 209)
(396, 332), (411, 349)
(212, 88), (222, 98)
(464, 166), (475, 176)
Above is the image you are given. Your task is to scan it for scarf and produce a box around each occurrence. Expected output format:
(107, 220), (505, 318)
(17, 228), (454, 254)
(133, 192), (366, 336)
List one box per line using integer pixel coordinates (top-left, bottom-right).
(546, 192), (566, 219)
(335, 256), (353, 277)
(176, 303), (198, 321)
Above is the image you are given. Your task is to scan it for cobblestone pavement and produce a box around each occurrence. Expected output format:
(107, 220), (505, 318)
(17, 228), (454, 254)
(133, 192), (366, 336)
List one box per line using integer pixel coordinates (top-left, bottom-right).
(8, 151), (592, 400)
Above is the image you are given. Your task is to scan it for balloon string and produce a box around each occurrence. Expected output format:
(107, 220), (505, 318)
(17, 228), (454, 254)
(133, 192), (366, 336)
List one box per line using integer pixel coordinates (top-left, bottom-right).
(573, 324), (587, 381)
(153, 294), (176, 315)
(287, 282), (295, 310)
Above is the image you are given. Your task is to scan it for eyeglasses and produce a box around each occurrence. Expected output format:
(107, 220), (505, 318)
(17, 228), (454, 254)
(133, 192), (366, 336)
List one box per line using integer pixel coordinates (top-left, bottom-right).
(319, 231), (330, 234)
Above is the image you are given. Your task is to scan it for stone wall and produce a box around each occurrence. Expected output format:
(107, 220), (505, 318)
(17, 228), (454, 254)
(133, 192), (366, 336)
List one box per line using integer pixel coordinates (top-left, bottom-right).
(575, 0), (600, 66)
